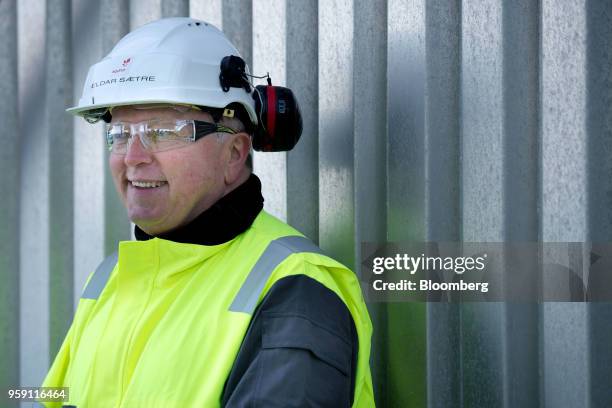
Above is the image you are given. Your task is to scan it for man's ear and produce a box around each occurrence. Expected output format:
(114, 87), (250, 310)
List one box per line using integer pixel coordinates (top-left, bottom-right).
(225, 133), (252, 184)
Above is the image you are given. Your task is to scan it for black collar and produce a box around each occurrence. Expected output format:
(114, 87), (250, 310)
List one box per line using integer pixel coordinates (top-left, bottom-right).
(134, 174), (264, 246)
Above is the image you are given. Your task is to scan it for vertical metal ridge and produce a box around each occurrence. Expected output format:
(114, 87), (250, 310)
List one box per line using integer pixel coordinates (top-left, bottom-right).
(354, 0), (387, 251)
(461, 0), (504, 243)
(503, 0), (540, 243)
(460, 1), (504, 407)
(501, 1), (541, 407)
(190, 0), (222, 28)
(161, 0), (189, 17)
(424, 0), (462, 405)
(318, 0), (355, 269)
(536, 2), (546, 405)
(425, 0), (461, 244)
(72, 0), (105, 318)
(19, 0), (50, 390)
(222, 0), (253, 68)
(586, 1), (612, 406)
(384, 0), (425, 407)
(586, 1), (612, 242)
(46, 0), (74, 361)
(130, 0), (162, 29)
(388, 0), (424, 243)
(253, 0), (287, 221)
(0, 0), (20, 401)
(541, 0), (590, 407)
(286, 0), (319, 242)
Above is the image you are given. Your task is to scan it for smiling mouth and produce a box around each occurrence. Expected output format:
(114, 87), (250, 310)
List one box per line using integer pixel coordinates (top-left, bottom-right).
(129, 180), (168, 188)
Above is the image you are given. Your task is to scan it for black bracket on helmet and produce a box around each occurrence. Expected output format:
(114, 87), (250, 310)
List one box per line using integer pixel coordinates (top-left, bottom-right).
(219, 55), (251, 93)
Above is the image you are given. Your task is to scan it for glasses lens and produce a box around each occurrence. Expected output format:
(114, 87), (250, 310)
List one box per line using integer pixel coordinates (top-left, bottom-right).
(143, 120), (195, 151)
(106, 120), (196, 154)
(106, 124), (130, 154)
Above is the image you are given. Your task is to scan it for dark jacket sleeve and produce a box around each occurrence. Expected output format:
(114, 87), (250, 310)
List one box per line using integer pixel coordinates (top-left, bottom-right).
(222, 274), (358, 408)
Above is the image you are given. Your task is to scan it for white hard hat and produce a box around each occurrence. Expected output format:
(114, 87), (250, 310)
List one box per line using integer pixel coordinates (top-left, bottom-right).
(67, 17), (257, 125)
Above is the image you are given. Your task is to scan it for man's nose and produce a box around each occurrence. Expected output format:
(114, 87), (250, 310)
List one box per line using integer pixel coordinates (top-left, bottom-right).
(124, 133), (153, 166)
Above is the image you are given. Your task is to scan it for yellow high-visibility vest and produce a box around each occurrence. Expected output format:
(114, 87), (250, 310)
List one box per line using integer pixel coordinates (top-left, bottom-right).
(42, 211), (374, 407)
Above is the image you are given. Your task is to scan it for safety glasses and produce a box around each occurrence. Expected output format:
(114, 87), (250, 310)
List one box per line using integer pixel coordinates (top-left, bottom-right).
(105, 119), (238, 154)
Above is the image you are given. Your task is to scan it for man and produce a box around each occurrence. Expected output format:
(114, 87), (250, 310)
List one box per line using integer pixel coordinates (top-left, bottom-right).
(42, 17), (374, 407)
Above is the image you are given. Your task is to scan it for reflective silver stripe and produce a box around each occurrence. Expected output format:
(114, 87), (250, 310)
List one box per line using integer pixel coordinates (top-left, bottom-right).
(229, 236), (325, 314)
(81, 251), (118, 299)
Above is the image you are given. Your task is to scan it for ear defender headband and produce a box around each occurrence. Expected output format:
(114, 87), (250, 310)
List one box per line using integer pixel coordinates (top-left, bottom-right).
(219, 55), (303, 152)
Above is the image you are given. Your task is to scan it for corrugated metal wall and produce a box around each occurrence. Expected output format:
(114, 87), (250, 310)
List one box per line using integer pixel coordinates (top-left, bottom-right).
(1, 0), (611, 407)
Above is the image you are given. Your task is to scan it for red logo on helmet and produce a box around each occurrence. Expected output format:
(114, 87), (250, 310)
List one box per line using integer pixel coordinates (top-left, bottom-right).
(112, 57), (132, 74)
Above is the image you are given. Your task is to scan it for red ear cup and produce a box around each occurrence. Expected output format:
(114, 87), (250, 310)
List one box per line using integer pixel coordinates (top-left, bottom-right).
(252, 85), (303, 152)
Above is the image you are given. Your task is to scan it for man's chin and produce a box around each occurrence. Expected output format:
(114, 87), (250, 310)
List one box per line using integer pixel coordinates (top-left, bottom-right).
(128, 210), (168, 235)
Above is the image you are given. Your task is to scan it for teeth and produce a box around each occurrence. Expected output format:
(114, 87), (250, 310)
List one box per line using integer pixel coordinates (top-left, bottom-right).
(131, 180), (166, 188)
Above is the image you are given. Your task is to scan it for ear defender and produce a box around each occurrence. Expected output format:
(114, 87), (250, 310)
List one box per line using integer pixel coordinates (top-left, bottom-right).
(219, 55), (303, 152)
(252, 85), (302, 152)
